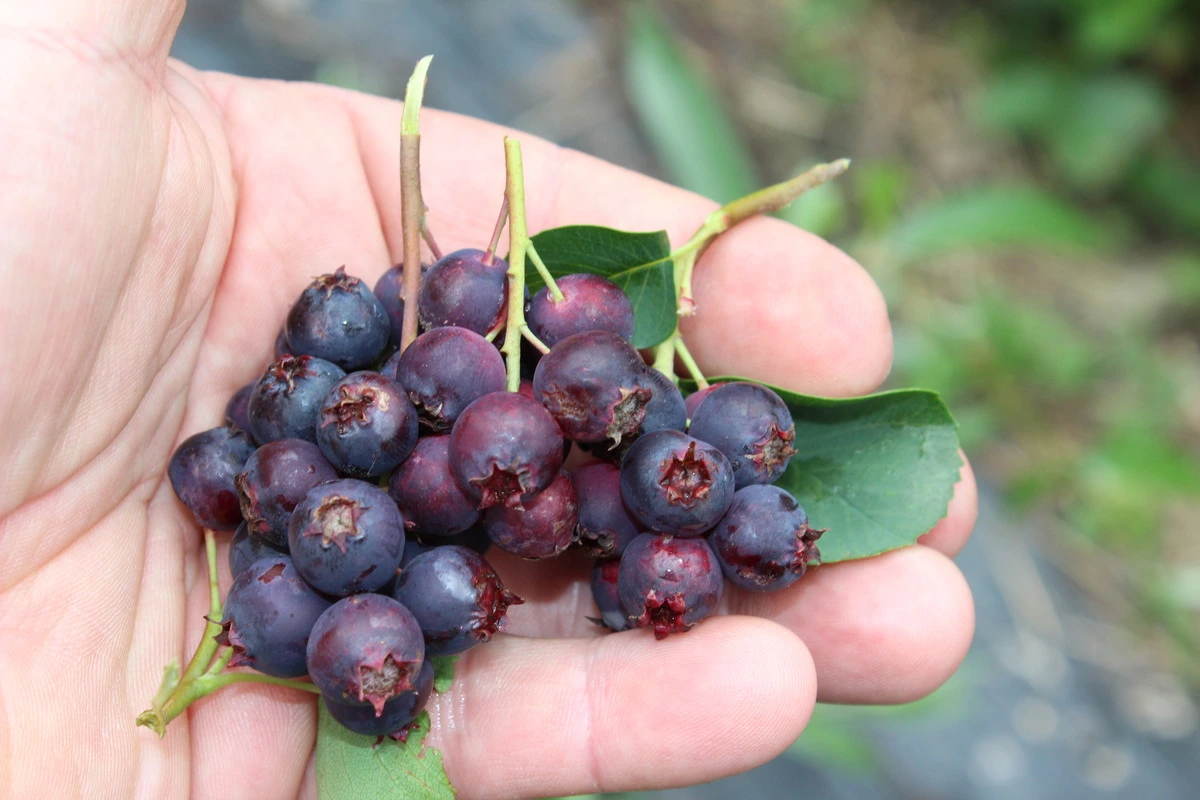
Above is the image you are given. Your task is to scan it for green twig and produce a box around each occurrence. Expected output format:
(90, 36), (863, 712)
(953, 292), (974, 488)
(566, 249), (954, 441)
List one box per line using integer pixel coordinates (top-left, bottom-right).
(501, 138), (531, 392)
(399, 55), (434, 350)
(526, 244), (563, 302)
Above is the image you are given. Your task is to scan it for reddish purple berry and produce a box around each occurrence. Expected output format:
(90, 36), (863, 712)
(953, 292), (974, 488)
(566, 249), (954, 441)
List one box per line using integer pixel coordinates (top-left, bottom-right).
(394, 326), (506, 431)
(590, 559), (630, 632)
(391, 546), (523, 655)
(572, 462), (642, 558)
(316, 372), (418, 478)
(533, 331), (652, 444)
(708, 485), (824, 591)
(306, 594), (426, 714)
(687, 382), (798, 488)
(248, 355), (346, 444)
(387, 435), (479, 539)
(373, 263), (411, 348)
(618, 534), (723, 639)
(287, 479), (407, 596)
(235, 438), (337, 547)
(619, 430), (735, 536)
(168, 427), (256, 530)
(683, 384), (721, 421)
(483, 471), (578, 559)
(323, 660), (434, 738)
(285, 266), (390, 370)
(215, 556), (332, 677)
(224, 382), (255, 439)
(229, 522), (286, 577)
(448, 392), (564, 510)
(584, 368), (687, 460)
(418, 249), (509, 336)
(527, 273), (634, 348)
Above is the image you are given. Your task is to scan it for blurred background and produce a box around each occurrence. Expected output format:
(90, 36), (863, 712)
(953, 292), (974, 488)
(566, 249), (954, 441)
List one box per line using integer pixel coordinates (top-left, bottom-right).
(172, 1), (1200, 797)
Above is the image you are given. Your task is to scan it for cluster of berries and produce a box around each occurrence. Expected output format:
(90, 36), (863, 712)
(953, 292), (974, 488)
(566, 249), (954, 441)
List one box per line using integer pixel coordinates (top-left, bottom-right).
(167, 246), (823, 740)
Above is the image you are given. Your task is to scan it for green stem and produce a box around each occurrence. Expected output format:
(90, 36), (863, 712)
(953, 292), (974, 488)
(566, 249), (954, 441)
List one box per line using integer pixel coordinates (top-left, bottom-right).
(674, 336), (709, 390)
(483, 194), (508, 265)
(652, 340), (676, 381)
(501, 137), (530, 392)
(526, 244), (563, 302)
(399, 55), (433, 351)
(520, 326), (550, 355)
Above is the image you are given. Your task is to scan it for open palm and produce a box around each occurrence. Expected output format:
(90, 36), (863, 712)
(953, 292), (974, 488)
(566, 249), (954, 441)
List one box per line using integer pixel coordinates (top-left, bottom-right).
(0, 5), (977, 798)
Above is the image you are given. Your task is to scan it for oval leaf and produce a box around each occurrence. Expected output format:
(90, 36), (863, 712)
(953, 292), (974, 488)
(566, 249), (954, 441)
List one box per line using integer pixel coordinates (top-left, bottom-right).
(526, 225), (676, 348)
(316, 707), (456, 800)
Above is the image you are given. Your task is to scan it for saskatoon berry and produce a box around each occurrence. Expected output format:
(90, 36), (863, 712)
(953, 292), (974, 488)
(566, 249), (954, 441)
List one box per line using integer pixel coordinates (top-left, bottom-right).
(533, 331), (652, 444)
(215, 556), (332, 677)
(417, 248), (508, 336)
(323, 660), (434, 738)
(618, 533), (723, 639)
(229, 522), (286, 578)
(287, 479), (407, 596)
(590, 560), (629, 632)
(387, 435), (480, 539)
(708, 484), (824, 592)
(620, 430), (735, 536)
(448, 391), (564, 510)
(527, 273), (635, 348)
(168, 427), (256, 530)
(306, 594), (426, 714)
(483, 471), (578, 560)
(236, 438), (337, 547)
(316, 372), (418, 479)
(248, 355), (346, 444)
(635, 368), (687, 436)
(571, 462), (642, 559)
(285, 266), (390, 370)
(391, 546), (523, 656)
(394, 326), (506, 431)
(683, 383), (721, 421)
(687, 382), (798, 488)
(373, 263), (408, 348)
(224, 382), (256, 439)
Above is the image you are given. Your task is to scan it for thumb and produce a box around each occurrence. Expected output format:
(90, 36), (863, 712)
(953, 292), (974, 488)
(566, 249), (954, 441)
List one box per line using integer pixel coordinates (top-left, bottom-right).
(6, 0), (183, 59)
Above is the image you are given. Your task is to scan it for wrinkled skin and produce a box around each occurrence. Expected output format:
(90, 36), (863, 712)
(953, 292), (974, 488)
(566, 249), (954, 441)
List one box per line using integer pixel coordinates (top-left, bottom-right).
(0, 4), (978, 796)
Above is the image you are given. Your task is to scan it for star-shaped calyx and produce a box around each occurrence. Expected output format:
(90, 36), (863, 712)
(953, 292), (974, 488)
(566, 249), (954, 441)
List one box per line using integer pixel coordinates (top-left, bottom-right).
(658, 442), (713, 507)
(302, 495), (364, 553)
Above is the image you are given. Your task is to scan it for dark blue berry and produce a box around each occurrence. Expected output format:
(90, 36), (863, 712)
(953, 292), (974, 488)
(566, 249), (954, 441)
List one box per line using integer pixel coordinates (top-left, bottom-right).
(483, 471), (578, 560)
(248, 355), (346, 444)
(394, 326), (506, 431)
(635, 368), (687, 437)
(168, 427), (256, 530)
(708, 484), (823, 591)
(618, 534), (723, 639)
(224, 382), (256, 440)
(286, 267), (390, 370)
(527, 273), (634, 348)
(235, 438), (337, 547)
(417, 249), (508, 336)
(229, 522), (287, 578)
(387, 435), (479, 539)
(591, 560), (629, 632)
(373, 263), (408, 348)
(619, 430), (735, 536)
(687, 382), (797, 488)
(323, 659), (434, 739)
(315, 372), (418, 478)
(572, 462), (642, 559)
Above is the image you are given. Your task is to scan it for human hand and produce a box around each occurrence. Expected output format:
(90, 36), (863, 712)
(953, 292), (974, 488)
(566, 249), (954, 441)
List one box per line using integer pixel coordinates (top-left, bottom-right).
(0, 3), (977, 797)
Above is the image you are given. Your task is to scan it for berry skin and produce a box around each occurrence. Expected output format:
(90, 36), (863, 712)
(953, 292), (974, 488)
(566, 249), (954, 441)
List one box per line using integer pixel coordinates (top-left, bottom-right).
(387, 435), (480, 539)
(248, 355), (346, 444)
(236, 438), (338, 547)
(590, 560), (630, 632)
(483, 471), (578, 559)
(288, 479), (407, 596)
(373, 263), (408, 348)
(391, 546), (523, 656)
(168, 427), (256, 530)
(215, 556), (332, 677)
(571, 462), (642, 559)
(316, 372), (418, 479)
(533, 331), (652, 444)
(394, 326), (507, 431)
(323, 659), (434, 739)
(306, 594), (426, 714)
(224, 382), (256, 440)
(636, 368), (687, 437)
(687, 382), (798, 488)
(619, 430), (736, 536)
(229, 522), (286, 578)
(285, 266), (390, 370)
(708, 485), (824, 591)
(527, 273), (635, 348)
(418, 249), (509, 335)
(618, 533), (723, 639)
(448, 392), (565, 510)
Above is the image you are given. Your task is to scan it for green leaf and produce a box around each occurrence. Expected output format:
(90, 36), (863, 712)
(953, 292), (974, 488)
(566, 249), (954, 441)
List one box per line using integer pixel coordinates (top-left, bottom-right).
(526, 225), (676, 348)
(430, 655), (457, 694)
(315, 707), (456, 800)
(701, 381), (961, 563)
(625, 3), (758, 202)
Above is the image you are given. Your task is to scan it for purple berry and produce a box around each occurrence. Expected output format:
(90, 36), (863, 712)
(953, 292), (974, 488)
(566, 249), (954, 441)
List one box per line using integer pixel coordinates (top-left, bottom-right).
(417, 249), (508, 336)
(483, 471), (578, 559)
(287, 479), (407, 596)
(527, 273), (635, 348)
(533, 331), (652, 444)
(618, 534), (723, 639)
(387, 436), (480, 539)
(285, 267), (390, 370)
(394, 326), (507, 431)
(708, 484), (824, 591)
(323, 660), (434, 739)
(235, 438), (338, 547)
(248, 355), (346, 444)
(215, 556), (332, 677)
(572, 462), (642, 558)
(373, 263), (409, 348)
(167, 427), (256, 530)
(306, 594), (426, 714)
(315, 372), (418, 478)
(224, 382), (256, 440)
(687, 382), (798, 488)
(591, 560), (629, 632)
(619, 430), (735, 536)
(635, 368), (687, 436)
(229, 522), (287, 577)
(391, 546), (523, 656)
(448, 392), (564, 510)
(684, 384), (721, 421)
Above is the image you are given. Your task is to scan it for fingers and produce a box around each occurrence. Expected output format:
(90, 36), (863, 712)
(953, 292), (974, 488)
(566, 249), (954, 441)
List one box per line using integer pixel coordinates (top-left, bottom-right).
(429, 616), (815, 799)
(9, 0), (184, 57)
(919, 455), (977, 557)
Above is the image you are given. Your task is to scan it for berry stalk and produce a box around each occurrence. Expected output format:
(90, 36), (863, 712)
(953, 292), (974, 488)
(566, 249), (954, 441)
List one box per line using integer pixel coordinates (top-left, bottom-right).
(399, 55), (433, 351)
